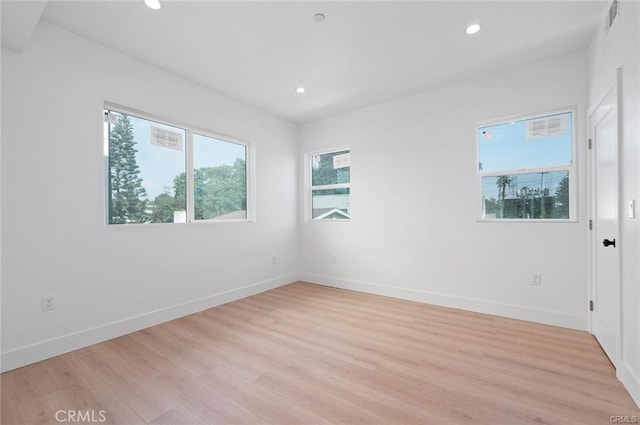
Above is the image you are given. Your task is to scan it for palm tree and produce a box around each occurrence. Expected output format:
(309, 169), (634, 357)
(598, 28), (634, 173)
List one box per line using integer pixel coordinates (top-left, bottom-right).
(496, 175), (512, 218)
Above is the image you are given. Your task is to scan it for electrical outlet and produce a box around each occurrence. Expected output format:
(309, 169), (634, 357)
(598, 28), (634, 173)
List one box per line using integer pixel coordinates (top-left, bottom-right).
(271, 256), (277, 265)
(331, 255), (337, 264)
(531, 274), (542, 286)
(41, 295), (55, 311)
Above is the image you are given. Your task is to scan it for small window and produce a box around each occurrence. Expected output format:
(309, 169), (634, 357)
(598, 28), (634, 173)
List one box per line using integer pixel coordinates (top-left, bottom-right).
(104, 106), (249, 224)
(478, 109), (574, 221)
(309, 149), (351, 220)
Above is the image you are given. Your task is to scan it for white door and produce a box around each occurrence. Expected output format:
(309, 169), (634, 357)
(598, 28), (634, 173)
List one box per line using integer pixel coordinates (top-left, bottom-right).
(589, 83), (620, 367)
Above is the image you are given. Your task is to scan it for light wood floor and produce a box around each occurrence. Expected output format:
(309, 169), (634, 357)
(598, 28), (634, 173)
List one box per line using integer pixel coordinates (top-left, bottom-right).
(2, 282), (639, 425)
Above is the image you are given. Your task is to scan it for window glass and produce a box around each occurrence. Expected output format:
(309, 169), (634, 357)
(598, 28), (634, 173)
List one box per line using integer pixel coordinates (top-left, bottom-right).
(193, 134), (247, 220)
(478, 111), (572, 172)
(105, 110), (186, 224)
(312, 150), (350, 186)
(481, 171), (569, 219)
(312, 188), (351, 220)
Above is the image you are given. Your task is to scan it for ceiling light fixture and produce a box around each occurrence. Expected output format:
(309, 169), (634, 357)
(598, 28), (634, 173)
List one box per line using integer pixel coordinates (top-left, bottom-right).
(466, 23), (481, 35)
(296, 87), (306, 94)
(313, 13), (325, 23)
(144, 0), (162, 10)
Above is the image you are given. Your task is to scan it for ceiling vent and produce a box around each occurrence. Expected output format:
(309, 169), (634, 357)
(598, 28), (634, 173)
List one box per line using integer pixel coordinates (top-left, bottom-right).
(605, 0), (618, 32)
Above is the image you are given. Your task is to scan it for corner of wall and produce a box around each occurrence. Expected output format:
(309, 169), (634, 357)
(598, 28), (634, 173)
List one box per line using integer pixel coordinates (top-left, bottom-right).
(619, 362), (640, 409)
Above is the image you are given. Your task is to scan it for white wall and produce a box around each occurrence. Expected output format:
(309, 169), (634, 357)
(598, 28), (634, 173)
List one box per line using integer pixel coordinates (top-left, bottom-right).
(299, 51), (589, 330)
(0, 22), (299, 372)
(588, 1), (640, 407)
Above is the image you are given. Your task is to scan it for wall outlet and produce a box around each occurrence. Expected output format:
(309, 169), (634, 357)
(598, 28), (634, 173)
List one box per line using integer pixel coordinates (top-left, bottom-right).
(271, 256), (277, 265)
(331, 255), (337, 264)
(41, 295), (55, 311)
(531, 274), (542, 286)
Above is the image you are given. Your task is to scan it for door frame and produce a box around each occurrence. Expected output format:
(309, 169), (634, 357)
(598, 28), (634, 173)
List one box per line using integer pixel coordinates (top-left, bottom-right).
(587, 68), (623, 368)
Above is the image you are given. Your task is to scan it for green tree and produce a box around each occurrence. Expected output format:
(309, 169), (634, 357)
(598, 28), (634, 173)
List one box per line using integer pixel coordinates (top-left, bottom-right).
(312, 151), (349, 186)
(554, 175), (569, 218)
(194, 158), (246, 219)
(172, 173), (188, 215)
(169, 159), (246, 220)
(151, 193), (176, 223)
(109, 114), (148, 223)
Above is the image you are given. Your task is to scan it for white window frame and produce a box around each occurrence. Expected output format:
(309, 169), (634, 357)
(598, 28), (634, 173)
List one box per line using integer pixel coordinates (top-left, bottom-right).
(476, 106), (578, 222)
(305, 146), (351, 221)
(104, 102), (254, 225)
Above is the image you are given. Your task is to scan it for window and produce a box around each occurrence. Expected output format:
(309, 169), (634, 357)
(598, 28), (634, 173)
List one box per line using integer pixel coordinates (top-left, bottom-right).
(309, 149), (351, 220)
(104, 105), (249, 224)
(477, 109), (575, 221)
(193, 134), (247, 220)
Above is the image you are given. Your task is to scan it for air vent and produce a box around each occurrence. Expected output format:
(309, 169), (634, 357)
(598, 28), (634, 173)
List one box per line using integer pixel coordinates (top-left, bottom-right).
(605, 0), (619, 32)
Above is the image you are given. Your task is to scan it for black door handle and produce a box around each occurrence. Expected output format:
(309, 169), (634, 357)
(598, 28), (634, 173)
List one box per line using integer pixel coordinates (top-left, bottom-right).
(603, 238), (616, 248)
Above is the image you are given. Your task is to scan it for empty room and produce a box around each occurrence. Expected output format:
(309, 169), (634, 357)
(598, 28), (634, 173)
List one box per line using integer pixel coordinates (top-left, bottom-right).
(1, 0), (640, 424)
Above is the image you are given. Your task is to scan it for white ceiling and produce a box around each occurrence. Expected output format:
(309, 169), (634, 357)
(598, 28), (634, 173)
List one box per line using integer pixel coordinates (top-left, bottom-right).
(0, 1), (47, 53)
(7, 1), (609, 123)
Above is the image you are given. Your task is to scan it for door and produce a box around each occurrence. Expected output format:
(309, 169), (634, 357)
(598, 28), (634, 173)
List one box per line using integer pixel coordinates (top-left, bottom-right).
(589, 83), (620, 367)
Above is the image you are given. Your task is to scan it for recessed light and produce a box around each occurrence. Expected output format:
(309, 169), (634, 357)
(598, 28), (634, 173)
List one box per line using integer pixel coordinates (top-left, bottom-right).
(313, 13), (325, 23)
(466, 23), (481, 35)
(296, 87), (306, 94)
(144, 0), (162, 10)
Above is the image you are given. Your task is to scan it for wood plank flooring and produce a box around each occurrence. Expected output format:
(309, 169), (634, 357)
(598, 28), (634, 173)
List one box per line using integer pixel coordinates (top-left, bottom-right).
(2, 282), (639, 424)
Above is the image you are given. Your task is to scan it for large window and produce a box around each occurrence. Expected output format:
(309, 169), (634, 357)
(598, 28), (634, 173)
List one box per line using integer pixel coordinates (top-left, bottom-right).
(104, 105), (249, 224)
(309, 149), (351, 220)
(477, 109), (575, 221)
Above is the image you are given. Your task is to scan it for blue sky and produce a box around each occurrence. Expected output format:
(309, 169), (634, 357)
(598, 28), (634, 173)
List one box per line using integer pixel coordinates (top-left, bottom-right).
(478, 112), (572, 172)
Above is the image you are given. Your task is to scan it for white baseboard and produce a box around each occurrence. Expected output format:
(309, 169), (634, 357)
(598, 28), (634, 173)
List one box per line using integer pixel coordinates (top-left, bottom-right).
(619, 362), (640, 409)
(300, 273), (586, 331)
(1, 274), (297, 373)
